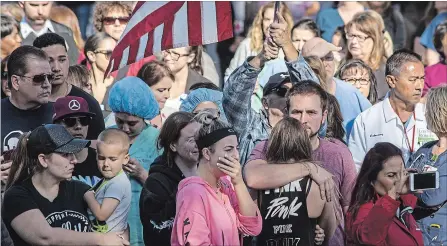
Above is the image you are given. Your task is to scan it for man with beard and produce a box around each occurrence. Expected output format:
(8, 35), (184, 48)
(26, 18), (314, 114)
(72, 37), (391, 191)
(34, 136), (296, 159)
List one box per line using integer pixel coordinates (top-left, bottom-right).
(19, 1), (79, 65)
(1, 46), (53, 187)
(33, 33), (105, 140)
(245, 82), (357, 246)
(53, 96), (103, 187)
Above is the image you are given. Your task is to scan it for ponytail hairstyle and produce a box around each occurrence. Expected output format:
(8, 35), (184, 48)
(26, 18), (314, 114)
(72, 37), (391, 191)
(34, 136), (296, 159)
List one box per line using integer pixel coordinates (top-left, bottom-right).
(266, 116), (313, 164)
(193, 109), (232, 159)
(188, 46), (204, 75)
(84, 32), (113, 65)
(6, 132), (43, 189)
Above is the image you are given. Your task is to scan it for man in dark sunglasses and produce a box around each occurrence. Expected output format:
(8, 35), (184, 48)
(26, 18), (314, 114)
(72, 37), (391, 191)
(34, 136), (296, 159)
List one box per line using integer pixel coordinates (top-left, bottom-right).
(34, 33), (105, 140)
(53, 96), (103, 187)
(1, 46), (54, 159)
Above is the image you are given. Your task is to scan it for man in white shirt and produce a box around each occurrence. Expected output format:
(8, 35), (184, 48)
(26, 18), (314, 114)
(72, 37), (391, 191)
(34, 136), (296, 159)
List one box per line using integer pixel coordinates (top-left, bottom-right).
(349, 49), (438, 171)
(18, 1), (79, 65)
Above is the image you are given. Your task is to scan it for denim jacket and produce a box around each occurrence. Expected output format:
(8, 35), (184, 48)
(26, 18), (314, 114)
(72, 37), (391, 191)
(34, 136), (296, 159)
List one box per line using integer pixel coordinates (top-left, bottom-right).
(409, 141), (447, 246)
(223, 53), (318, 165)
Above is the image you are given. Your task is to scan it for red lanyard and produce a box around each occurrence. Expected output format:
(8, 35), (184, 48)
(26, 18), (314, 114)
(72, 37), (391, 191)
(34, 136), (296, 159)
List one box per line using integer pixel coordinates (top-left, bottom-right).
(403, 112), (416, 153)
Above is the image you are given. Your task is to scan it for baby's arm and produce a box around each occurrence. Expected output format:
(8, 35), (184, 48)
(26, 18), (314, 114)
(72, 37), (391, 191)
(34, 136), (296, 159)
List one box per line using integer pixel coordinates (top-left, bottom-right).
(84, 191), (120, 222)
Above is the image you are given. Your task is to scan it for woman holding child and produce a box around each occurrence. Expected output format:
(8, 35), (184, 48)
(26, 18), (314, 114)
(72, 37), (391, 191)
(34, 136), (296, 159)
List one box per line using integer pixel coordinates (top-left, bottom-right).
(2, 124), (129, 246)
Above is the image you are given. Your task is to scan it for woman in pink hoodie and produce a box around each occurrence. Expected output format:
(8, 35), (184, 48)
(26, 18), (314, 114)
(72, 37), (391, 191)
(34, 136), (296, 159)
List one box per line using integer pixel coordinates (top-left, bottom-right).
(171, 110), (262, 246)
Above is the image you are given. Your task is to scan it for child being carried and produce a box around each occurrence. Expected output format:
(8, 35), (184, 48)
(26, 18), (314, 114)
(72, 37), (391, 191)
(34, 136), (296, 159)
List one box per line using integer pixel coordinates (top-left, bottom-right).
(84, 129), (131, 237)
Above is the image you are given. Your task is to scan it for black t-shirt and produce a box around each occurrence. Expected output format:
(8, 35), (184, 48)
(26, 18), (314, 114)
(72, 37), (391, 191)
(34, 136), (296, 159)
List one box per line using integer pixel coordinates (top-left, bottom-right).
(68, 85), (105, 140)
(2, 178), (92, 246)
(256, 176), (315, 246)
(71, 147), (103, 187)
(1, 98), (53, 152)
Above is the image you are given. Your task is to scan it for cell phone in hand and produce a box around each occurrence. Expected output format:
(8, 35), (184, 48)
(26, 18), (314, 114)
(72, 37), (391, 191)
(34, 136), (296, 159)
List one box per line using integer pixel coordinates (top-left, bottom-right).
(409, 171), (439, 191)
(2, 149), (14, 162)
(273, 1), (281, 23)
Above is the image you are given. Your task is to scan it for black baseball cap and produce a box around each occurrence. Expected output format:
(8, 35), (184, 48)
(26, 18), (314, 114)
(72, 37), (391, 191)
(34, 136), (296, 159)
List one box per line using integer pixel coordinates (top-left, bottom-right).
(27, 124), (90, 158)
(263, 72), (291, 97)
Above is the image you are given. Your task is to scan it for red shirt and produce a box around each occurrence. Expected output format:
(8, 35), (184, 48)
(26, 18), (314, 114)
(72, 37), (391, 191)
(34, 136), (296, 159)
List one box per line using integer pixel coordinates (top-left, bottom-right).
(346, 194), (424, 246)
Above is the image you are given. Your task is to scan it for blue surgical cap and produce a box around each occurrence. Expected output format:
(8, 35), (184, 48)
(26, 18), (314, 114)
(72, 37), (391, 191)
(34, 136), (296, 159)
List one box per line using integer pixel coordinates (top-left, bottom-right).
(180, 88), (227, 122)
(108, 76), (159, 120)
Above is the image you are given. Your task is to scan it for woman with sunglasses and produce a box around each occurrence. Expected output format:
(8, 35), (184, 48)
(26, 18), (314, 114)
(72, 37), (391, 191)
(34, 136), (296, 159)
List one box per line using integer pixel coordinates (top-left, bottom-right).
(84, 32), (116, 104)
(53, 96), (102, 188)
(2, 124), (129, 246)
(93, 2), (132, 42)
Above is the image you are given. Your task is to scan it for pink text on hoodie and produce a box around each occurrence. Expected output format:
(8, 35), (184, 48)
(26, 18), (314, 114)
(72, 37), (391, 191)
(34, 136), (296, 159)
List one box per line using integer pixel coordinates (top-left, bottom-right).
(171, 176), (262, 246)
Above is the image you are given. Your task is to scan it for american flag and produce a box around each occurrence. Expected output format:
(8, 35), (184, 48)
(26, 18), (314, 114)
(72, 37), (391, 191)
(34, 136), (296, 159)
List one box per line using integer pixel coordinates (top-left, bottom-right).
(106, 1), (233, 75)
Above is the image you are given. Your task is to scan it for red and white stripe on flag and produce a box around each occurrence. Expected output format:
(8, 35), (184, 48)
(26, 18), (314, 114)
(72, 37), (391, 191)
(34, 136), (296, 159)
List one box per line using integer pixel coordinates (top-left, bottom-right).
(106, 1), (233, 75)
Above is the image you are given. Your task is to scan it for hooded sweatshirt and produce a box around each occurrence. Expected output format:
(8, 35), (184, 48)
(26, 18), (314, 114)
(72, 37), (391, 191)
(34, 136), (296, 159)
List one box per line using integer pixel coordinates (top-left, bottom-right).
(171, 176), (262, 246)
(140, 156), (184, 246)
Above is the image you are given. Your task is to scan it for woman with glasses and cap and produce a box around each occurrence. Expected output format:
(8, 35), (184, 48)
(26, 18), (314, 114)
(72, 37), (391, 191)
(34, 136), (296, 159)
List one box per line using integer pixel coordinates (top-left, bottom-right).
(2, 124), (129, 246)
(53, 96), (102, 187)
(108, 76), (162, 245)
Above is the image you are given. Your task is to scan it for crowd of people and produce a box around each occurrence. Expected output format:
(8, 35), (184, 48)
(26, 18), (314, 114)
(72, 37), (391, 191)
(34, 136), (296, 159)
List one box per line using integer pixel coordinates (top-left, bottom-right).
(1, 1), (446, 246)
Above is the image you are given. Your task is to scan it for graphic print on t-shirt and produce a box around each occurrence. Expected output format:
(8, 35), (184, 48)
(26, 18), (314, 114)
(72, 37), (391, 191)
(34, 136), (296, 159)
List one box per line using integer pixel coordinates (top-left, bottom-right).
(45, 210), (91, 232)
(257, 177), (315, 246)
(2, 130), (23, 151)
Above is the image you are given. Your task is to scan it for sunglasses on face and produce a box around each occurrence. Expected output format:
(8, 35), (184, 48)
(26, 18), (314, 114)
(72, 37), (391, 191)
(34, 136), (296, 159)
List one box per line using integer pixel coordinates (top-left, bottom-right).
(16, 73), (54, 85)
(266, 87), (289, 97)
(1, 71), (7, 80)
(94, 50), (113, 60)
(102, 16), (130, 25)
(62, 117), (91, 127)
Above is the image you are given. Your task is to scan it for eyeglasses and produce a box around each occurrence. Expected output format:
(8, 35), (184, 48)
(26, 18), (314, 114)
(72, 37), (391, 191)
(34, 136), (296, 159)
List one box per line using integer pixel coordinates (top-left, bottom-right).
(345, 33), (370, 43)
(102, 16), (130, 25)
(16, 73), (54, 85)
(1, 71), (7, 80)
(94, 50), (113, 60)
(162, 50), (190, 61)
(344, 78), (370, 86)
(62, 117), (91, 127)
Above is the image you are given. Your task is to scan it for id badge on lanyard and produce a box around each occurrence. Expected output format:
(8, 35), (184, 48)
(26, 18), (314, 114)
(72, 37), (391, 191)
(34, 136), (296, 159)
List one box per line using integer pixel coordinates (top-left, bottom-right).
(403, 112), (416, 163)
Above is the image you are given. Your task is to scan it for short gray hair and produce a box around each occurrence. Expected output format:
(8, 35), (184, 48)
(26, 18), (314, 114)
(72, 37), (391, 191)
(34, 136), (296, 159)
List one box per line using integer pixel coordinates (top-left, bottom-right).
(385, 49), (422, 77)
(426, 85), (447, 134)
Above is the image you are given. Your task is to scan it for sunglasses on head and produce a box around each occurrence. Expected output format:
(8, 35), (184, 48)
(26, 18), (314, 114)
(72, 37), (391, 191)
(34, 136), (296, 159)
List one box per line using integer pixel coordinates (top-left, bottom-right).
(102, 16), (130, 25)
(16, 73), (55, 85)
(62, 117), (91, 127)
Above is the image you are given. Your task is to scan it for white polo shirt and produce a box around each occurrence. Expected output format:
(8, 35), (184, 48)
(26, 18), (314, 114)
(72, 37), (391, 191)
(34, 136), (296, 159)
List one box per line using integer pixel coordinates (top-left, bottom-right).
(348, 97), (437, 172)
